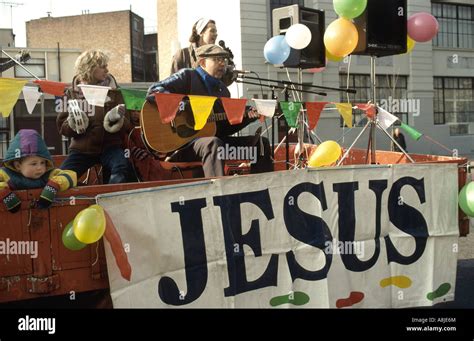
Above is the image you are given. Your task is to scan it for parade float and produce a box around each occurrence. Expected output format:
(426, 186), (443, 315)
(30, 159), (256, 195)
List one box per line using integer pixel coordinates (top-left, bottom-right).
(1, 0), (472, 308)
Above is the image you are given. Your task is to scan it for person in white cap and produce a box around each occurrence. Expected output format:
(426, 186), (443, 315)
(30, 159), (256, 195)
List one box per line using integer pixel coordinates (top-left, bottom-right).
(171, 18), (217, 75)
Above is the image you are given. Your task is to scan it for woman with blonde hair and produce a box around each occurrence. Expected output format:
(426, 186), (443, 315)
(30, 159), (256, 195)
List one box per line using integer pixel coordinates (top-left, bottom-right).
(56, 49), (132, 184)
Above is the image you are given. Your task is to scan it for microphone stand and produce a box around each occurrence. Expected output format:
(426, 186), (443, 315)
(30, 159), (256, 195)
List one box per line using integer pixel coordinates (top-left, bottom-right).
(238, 74), (357, 94)
(236, 73), (358, 170)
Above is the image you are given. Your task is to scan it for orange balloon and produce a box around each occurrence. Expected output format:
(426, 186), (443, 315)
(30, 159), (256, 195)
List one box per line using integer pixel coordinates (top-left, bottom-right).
(326, 48), (344, 62)
(324, 18), (359, 57)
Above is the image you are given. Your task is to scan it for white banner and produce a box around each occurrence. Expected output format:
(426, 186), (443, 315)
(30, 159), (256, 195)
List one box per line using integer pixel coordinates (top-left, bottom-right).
(377, 106), (399, 130)
(253, 99), (277, 118)
(22, 86), (41, 114)
(97, 164), (459, 308)
(78, 84), (111, 107)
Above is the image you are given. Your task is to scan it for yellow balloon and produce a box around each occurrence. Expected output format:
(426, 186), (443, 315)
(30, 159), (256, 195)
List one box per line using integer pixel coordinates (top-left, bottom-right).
(406, 35), (416, 53)
(308, 141), (342, 167)
(73, 204), (106, 244)
(324, 18), (359, 57)
(326, 48), (344, 62)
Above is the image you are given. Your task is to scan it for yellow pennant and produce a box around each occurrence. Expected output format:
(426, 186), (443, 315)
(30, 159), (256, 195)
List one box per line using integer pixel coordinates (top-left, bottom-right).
(0, 78), (28, 117)
(335, 103), (353, 128)
(189, 95), (217, 130)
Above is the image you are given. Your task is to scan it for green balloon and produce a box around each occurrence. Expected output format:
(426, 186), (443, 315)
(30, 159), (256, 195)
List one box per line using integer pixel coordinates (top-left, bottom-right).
(334, 0), (367, 19)
(459, 182), (474, 217)
(62, 221), (87, 251)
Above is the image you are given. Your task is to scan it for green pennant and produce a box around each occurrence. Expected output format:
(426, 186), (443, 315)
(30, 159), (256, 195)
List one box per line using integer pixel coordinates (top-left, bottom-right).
(120, 88), (148, 111)
(280, 102), (302, 128)
(400, 122), (423, 141)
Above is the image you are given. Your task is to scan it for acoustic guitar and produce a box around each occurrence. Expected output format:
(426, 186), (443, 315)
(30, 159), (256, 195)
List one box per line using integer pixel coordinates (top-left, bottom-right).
(140, 101), (252, 153)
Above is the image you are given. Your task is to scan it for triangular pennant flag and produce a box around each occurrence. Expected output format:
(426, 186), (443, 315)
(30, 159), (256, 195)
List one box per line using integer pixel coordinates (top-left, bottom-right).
(120, 88), (147, 111)
(0, 78), (27, 117)
(189, 95), (217, 130)
(280, 102), (303, 128)
(23, 86), (42, 114)
(335, 103), (353, 128)
(400, 122), (423, 141)
(220, 98), (247, 125)
(377, 106), (399, 130)
(154, 93), (184, 124)
(253, 99), (277, 118)
(33, 80), (67, 96)
(356, 103), (376, 119)
(78, 84), (111, 107)
(306, 102), (328, 130)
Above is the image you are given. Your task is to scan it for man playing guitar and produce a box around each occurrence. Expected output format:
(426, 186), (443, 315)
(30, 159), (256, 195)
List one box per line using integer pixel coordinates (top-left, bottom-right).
(146, 44), (273, 177)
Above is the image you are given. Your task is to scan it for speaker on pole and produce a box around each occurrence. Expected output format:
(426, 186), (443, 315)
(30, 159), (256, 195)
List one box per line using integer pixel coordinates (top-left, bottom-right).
(272, 4), (325, 69)
(352, 0), (407, 57)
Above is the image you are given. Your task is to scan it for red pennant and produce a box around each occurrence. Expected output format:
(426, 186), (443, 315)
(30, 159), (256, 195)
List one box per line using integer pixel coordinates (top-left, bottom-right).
(34, 80), (67, 96)
(356, 103), (376, 119)
(154, 93), (184, 124)
(220, 98), (247, 125)
(306, 102), (328, 130)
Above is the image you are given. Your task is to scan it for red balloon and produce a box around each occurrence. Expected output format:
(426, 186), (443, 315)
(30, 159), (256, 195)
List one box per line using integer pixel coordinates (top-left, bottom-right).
(408, 12), (439, 42)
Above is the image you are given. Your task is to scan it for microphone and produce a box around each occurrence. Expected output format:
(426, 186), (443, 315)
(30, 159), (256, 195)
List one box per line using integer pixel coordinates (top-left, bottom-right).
(232, 69), (252, 75)
(218, 40), (234, 59)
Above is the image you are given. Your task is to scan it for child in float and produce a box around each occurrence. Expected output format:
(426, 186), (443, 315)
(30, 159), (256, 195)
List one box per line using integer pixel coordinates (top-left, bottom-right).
(0, 129), (77, 213)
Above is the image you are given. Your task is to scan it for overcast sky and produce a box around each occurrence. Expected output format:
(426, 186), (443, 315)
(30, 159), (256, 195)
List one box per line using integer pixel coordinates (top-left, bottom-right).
(0, 0), (158, 47)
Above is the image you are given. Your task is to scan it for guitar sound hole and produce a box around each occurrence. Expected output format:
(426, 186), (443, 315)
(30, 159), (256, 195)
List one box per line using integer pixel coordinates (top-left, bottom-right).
(176, 125), (198, 138)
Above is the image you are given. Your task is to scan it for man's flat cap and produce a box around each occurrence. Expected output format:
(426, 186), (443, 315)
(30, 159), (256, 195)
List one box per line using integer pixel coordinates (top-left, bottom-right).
(195, 44), (229, 58)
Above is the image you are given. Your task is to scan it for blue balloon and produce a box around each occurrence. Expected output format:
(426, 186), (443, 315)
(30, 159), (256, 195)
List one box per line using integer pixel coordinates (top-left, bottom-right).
(264, 35), (291, 65)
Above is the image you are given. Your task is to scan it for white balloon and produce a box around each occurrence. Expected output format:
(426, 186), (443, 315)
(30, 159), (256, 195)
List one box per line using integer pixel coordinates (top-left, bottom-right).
(285, 24), (312, 50)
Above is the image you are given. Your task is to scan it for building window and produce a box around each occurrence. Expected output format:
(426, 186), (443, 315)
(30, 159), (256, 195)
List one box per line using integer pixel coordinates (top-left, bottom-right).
(133, 18), (140, 32)
(339, 74), (408, 127)
(14, 58), (45, 78)
(434, 77), (474, 136)
(432, 2), (474, 49)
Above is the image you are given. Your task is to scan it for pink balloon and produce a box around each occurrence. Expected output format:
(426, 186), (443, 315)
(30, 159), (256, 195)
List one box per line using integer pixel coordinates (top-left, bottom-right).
(408, 12), (439, 42)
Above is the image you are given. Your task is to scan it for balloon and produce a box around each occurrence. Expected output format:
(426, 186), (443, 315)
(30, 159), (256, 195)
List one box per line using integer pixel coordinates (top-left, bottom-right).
(264, 35), (291, 65)
(326, 49), (344, 62)
(62, 221), (87, 251)
(333, 0), (367, 19)
(408, 12), (439, 42)
(285, 24), (312, 49)
(73, 204), (106, 244)
(324, 18), (359, 57)
(308, 140), (342, 167)
(406, 35), (416, 53)
(459, 182), (474, 217)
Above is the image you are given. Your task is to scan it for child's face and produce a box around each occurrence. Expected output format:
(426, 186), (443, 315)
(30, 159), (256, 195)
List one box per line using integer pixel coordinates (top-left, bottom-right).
(14, 156), (47, 179)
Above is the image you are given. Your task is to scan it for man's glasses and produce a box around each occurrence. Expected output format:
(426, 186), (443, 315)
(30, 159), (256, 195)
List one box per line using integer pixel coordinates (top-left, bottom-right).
(209, 57), (228, 64)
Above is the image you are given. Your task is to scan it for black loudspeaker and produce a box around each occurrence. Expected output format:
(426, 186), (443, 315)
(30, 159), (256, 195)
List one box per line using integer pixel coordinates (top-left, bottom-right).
(272, 5), (325, 69)
(352, 0), (407, 57)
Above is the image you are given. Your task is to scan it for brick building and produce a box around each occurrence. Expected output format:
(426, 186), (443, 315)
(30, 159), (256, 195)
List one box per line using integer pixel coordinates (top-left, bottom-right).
(26, 10), (153, 83)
